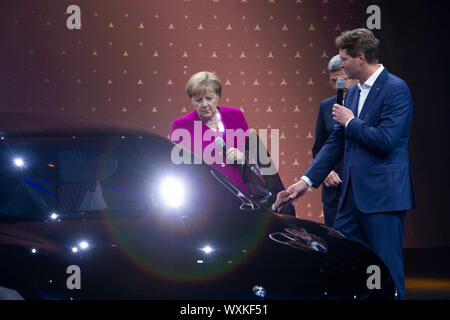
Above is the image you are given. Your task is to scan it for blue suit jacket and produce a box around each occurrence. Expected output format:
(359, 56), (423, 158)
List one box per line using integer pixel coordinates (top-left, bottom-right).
(312, 96), (343, 205)
(305, 68), (416, 214)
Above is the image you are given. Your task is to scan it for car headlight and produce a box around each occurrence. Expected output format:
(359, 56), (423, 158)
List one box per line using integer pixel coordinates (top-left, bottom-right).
(159, 176), (185, 208)
(13, 157), (25, 168)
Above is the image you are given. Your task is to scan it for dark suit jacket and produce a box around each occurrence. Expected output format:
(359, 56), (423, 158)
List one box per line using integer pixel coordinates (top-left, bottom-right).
(305, 68), (417, 214)
(312, 96), (343, 205)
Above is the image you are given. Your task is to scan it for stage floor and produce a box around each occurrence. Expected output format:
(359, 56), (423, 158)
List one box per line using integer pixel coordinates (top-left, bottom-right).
(404, 247), (450, 300)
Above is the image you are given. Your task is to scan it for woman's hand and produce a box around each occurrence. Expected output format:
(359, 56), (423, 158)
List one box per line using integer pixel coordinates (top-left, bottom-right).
(226, 148), (245, 164)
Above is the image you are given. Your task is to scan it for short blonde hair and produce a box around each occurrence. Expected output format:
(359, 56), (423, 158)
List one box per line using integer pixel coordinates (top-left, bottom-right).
(185, 71), (222, 98)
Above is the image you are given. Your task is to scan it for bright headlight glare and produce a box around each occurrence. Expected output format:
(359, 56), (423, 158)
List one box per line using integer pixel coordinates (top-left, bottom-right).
(160, 177), (185, 208)
(13, 157), (24, 167)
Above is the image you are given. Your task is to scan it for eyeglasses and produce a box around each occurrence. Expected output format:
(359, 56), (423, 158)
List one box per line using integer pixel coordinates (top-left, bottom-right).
(329, 78), (347, 86)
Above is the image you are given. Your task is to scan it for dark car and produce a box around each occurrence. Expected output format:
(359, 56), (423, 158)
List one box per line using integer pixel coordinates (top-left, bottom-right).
(0, 110), (396, 300)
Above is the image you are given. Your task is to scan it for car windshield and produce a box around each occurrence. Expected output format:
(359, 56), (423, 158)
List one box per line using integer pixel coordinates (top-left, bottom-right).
(0, 135), (258, 220)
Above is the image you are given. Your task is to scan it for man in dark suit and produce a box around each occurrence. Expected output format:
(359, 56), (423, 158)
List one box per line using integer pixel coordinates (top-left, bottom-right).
(313, 55), (357, 227)
(275, 29), (416, 299)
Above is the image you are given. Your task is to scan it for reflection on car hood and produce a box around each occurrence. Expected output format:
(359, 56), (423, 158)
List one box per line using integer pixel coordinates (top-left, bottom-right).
(0, 208), (395, 300)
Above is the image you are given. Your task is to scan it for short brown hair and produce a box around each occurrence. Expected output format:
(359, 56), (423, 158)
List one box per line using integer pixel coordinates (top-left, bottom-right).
(185, 71), (222, 98)
(335, 28), (380, 64)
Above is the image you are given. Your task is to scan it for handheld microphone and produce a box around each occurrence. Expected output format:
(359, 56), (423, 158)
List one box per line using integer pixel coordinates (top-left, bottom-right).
(336, 77), (346, 105)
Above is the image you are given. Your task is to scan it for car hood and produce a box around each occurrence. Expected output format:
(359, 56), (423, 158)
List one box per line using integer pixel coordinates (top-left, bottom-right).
(0, 209), (395, 299)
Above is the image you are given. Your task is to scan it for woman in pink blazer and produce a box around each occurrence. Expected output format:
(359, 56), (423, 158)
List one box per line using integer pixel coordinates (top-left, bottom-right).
(170, 71), (249, 192)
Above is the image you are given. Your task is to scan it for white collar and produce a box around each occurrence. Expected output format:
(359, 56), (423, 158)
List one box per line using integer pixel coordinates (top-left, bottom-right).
(358, 64), (384, 90)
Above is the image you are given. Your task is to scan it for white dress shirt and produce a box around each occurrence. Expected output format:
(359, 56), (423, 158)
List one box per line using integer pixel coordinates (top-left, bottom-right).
(345, 64), (384, 127)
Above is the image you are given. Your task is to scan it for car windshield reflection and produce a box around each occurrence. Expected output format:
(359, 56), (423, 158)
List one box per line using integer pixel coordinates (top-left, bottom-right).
(0, 136), (258, 220)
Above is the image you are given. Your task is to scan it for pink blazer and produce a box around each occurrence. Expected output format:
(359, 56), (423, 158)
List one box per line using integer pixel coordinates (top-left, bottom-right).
(170, 106), (249, 191)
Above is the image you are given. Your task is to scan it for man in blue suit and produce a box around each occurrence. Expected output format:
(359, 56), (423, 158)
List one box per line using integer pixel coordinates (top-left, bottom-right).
(275, 29), (416, 299)
(313, 55), (357, 227)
